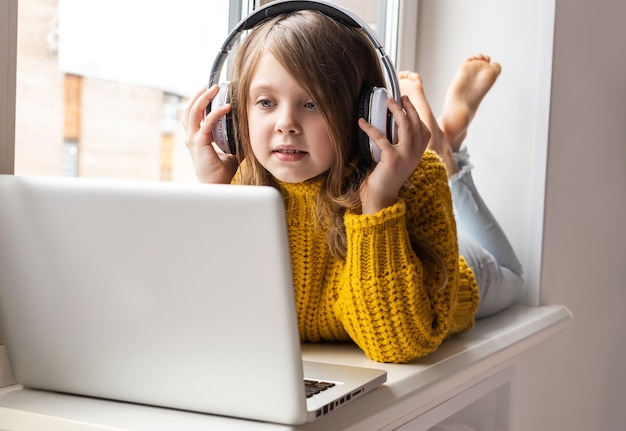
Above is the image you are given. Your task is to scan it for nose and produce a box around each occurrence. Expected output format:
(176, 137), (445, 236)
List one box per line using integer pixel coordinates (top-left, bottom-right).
(274, 106), (300, 135)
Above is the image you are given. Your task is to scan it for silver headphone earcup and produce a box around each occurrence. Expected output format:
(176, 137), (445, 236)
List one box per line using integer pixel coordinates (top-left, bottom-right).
(210, 82), (235, 154)
(359, 87), (391, 164)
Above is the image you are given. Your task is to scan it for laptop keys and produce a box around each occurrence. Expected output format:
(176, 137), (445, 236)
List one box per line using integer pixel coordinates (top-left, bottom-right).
(304, 379), (336, 398)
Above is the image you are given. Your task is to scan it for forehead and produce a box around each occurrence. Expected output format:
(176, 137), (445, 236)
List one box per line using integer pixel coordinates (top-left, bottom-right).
(248, 52), (305, 91)
(250, 52), (285, 78)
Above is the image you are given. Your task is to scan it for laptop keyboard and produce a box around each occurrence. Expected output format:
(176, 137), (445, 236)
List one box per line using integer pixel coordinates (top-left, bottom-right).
(304, 379), (336, 398)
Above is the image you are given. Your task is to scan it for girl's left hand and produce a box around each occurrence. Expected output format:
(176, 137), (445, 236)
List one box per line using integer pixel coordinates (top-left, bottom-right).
(358, 95), (430, 214)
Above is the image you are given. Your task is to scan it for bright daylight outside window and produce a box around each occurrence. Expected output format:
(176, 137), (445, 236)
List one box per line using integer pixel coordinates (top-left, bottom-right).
(13, 0), (395, 182)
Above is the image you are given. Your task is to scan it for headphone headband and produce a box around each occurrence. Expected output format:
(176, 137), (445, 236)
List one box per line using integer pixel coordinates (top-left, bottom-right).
(237, 1), (361, 31)
(208, 0), (400, 103)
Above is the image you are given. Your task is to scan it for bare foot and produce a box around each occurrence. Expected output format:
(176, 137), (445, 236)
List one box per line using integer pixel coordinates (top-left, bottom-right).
(438, 54), (501, 151)
(398, 70), (459, 176)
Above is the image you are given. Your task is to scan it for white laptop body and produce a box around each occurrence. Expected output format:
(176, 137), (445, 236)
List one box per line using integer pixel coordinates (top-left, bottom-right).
(0, 175), (386, 425)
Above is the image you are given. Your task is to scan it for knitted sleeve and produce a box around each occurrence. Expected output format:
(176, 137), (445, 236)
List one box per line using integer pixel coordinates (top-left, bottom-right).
(336, 151), (465, 363)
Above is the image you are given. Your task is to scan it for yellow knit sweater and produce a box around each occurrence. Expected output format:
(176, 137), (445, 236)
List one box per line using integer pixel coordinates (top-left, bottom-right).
(240, 151), (479, 363)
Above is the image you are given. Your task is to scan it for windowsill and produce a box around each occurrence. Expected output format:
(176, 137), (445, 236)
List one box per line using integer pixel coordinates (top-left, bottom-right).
(0, 305), (571, 431)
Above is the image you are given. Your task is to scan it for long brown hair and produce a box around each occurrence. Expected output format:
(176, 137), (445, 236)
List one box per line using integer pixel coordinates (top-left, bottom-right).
(230, 10), (381, 258)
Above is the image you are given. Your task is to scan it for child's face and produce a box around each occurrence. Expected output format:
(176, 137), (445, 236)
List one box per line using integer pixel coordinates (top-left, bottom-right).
(247, 53), (335, 183)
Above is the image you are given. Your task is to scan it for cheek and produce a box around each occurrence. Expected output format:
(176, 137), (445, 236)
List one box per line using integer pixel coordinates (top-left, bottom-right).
(246, 113), (270, 156)
(246, 111), (260, 140)
(315, 124), (336, 162)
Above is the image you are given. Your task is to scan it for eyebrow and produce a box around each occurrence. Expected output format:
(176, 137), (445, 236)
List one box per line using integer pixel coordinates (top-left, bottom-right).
(248, 82), (281, 93)
(247, 83), (314, 103)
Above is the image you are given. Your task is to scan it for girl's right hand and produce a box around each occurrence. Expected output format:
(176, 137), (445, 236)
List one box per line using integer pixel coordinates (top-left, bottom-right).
(358, 95), (430, 214)
(183, 85), (238, 184)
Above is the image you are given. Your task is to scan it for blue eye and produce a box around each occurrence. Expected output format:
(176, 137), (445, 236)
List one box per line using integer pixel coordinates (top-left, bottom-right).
(257, 99), (275, 108)
(304, 101), (317, 110)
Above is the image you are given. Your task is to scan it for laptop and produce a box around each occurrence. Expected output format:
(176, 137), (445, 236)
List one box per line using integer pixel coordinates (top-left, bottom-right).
(0, 175), (386, 425)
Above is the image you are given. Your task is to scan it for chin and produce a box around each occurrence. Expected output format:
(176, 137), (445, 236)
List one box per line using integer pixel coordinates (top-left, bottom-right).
(270, 169), (326, 184)
(273, 175), (311, 184)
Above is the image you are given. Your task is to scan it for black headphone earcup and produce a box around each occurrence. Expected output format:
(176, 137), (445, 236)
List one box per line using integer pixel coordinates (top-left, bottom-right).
(209, 82), (238, 155)
(357, 87), (392, 164)
(357, 87), (375, 165)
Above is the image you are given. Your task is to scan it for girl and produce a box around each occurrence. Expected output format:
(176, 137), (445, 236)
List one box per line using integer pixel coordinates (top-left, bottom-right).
(184, 10), (521, 363)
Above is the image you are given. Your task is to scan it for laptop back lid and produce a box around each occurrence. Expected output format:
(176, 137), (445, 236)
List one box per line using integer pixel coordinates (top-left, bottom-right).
(0, 175), (310, 424)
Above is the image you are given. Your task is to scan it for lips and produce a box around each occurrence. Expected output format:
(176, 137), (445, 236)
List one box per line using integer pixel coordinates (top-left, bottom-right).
(272, 148), (308, 161)
(274, 149), (304, 154)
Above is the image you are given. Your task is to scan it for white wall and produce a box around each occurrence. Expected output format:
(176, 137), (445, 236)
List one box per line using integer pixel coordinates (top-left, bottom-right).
(414, 0), (626, 429)
(515, 0), (626, 429)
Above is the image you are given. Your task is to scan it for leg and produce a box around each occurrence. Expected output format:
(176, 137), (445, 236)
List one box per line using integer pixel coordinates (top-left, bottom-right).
(459, 234), (523, 318)
(440, 57), (523, 316)
(454, 161), (524, 318)
(451, 153), (523, 279)
(398, 55), (501, 176)
(400, 56), (523, 318)
(437, 54), (501, 150)
(436, 55), (521, 274)
(398, 71), (459, 175)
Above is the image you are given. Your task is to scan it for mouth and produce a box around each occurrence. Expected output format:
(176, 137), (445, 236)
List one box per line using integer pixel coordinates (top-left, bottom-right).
(273, 149), (306, 154)
(272, 148), (308, 161)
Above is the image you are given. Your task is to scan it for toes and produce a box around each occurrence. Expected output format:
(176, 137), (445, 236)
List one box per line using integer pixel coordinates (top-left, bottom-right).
(398, 70), (421, 82)
(466, 54), (492, 64)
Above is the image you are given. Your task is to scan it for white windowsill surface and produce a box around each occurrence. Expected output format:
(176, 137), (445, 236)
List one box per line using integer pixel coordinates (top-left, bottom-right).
(0, 305), (571, 431)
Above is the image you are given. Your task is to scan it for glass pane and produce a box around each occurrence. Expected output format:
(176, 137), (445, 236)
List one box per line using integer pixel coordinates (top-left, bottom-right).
(14, 0), (396, 181)
(332, 0), (382, 35)
(332, 0), (397, 62)
(14, 0), (237, 181)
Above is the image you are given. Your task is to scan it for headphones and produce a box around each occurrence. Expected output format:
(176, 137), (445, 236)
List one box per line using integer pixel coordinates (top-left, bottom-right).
(206, 0), (401, 164)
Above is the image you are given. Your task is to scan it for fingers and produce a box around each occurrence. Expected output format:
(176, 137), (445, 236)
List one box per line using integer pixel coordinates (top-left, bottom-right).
(183, 86), (212, 132)
(395, 95), (430, 156)
(183, 85), (230, 133)
(358, 96), (430, 160)
(357, 117), (386, 142)
(182, 85), (238, 184)
(358, 96), (432, 214)
(183, 85), (232, 151)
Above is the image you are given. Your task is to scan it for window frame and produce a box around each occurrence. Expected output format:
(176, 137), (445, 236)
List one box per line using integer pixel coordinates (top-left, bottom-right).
(0, 0), (17, 175)
(1, 0), (561, 395)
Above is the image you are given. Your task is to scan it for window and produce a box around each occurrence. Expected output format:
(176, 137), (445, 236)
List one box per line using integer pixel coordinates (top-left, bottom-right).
(7, 0), (400, 182)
